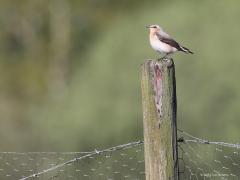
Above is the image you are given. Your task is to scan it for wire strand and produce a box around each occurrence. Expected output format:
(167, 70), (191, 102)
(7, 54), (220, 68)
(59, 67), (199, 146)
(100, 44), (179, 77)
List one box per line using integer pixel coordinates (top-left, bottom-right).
(178, 129), (240, 149)
(19, 140), (143, 180)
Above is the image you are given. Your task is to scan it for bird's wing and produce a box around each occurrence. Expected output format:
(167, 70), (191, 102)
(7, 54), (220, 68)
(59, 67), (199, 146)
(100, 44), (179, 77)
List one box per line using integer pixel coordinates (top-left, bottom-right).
(156, 33), (182, 51)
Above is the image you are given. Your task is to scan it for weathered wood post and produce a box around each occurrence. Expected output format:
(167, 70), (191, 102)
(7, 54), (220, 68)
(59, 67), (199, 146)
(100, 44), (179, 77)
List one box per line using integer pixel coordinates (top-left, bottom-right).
(141, 58), (178, 180)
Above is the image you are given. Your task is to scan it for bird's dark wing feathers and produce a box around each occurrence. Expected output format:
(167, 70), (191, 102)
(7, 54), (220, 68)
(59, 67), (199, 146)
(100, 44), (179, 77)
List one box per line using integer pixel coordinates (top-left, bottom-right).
(156, 33), (182, 51)
(156, 33), (194, 54)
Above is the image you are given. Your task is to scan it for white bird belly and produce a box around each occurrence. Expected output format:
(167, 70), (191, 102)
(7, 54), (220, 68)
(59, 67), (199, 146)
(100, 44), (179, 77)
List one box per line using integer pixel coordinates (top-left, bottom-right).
(150, 38), (177, 54)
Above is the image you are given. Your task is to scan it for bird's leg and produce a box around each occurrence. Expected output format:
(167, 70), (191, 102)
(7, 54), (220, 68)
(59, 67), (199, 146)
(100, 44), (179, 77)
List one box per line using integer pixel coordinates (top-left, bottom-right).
(162, 53), (173, 66)
(157, 53), (169, 61)
(157, 55), (165, 61)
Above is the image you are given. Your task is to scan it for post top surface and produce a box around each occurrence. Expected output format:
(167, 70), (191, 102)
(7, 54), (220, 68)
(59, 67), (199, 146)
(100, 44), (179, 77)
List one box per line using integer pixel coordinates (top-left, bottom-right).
(143, 58), (174, 68)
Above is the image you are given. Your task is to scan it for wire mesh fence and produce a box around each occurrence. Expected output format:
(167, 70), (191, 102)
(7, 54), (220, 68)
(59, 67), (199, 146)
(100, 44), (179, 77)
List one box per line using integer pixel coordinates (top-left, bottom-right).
(0, 141), (144, 180)
(178, 129), (240, 180)
(1, 130), (240, 179)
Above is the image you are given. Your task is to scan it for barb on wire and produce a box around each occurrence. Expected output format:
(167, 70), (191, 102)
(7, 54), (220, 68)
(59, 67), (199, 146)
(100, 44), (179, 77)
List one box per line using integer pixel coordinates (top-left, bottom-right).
(178, 129), (240, 149)
(20, 140), (143, 180)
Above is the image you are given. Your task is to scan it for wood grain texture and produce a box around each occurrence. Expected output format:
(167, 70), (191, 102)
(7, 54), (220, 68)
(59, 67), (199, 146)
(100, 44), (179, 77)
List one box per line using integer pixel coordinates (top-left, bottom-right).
(141, 59), (178, 180)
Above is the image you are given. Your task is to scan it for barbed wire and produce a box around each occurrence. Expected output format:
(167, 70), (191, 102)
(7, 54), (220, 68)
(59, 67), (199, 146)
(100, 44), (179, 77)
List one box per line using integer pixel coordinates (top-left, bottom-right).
(178, 129), (240, 149)
(178, 129), (240, 179)
(19, 140), (143, 180)
(1, 129), (240, 180)
(0, 151), (94, 155)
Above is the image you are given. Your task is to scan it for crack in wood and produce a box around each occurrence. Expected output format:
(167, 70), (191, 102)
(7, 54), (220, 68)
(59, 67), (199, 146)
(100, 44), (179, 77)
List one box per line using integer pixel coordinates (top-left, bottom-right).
(151, 62), (163, 127)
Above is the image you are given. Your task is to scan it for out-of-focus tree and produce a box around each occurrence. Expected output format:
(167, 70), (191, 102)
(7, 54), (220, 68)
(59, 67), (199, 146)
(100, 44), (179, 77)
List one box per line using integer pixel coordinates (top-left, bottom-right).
(1, 0), (239, 152)
(48, 0), (71, 100)
(0, 0), (160, 150)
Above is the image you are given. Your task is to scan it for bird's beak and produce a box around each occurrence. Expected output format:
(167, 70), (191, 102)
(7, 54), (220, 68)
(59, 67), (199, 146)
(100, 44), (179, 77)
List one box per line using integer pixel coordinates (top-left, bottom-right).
(146, 25), (151, 28)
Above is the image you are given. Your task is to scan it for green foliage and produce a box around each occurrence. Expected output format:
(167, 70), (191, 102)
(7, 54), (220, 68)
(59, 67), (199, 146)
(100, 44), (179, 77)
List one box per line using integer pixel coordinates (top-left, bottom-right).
(0, 0), (240, 150)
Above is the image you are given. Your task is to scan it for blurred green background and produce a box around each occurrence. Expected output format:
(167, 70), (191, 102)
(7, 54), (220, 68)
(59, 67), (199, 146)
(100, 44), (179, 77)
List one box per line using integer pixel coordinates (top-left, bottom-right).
(0, 0), (240, 151)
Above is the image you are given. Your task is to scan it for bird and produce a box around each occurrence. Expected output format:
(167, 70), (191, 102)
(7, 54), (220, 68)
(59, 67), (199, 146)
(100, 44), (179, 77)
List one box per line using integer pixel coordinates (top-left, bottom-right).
(146, 24), (193, 59)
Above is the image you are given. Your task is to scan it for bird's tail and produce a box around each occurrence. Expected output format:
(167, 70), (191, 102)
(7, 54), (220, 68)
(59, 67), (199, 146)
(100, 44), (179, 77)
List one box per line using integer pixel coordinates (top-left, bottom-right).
(180, 46), (193, 54)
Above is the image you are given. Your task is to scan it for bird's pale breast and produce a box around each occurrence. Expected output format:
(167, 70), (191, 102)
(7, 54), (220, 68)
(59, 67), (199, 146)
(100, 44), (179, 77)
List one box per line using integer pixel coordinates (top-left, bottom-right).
(150, 34), (177, 54)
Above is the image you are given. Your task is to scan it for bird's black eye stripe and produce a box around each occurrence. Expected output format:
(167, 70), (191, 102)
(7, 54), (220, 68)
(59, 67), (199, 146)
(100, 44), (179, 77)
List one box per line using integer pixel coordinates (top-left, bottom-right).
(153, 26), (157, 28)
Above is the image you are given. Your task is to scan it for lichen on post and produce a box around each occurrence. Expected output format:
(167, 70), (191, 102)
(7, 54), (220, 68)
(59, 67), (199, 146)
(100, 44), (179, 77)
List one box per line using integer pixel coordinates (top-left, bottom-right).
(141, 58), (178, 180)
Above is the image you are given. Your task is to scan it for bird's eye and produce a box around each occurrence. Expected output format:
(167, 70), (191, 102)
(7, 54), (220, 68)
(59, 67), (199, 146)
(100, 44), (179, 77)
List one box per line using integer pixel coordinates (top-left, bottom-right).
(153, 26), (157, 28)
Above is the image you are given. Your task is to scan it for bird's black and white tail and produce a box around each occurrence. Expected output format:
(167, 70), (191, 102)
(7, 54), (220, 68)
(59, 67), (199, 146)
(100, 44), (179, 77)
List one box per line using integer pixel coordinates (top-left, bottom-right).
(180, 46), (193, 54)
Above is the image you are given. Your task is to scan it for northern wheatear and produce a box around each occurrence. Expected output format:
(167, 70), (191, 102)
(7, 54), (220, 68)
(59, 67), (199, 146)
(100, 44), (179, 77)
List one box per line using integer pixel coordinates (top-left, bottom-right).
(146, 24), (193, 59)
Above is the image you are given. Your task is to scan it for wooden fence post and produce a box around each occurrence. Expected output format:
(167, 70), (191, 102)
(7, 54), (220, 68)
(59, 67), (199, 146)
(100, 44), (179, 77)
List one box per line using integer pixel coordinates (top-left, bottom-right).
(141, 59), (178, 180)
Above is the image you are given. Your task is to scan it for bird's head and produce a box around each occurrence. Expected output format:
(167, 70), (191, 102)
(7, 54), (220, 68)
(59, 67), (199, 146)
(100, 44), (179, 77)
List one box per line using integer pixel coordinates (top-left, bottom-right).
(146, 24), (162, 33)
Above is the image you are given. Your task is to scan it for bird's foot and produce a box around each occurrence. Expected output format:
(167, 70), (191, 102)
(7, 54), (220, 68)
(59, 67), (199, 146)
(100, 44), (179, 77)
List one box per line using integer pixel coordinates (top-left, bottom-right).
(157, 56), (173, 66)
(157, 56), (165, 61)
(157, 56), (169, 61)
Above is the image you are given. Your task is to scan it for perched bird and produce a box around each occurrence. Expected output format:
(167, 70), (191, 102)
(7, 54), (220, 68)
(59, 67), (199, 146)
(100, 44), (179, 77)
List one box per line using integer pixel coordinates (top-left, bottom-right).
(146, 24), (193, 59)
